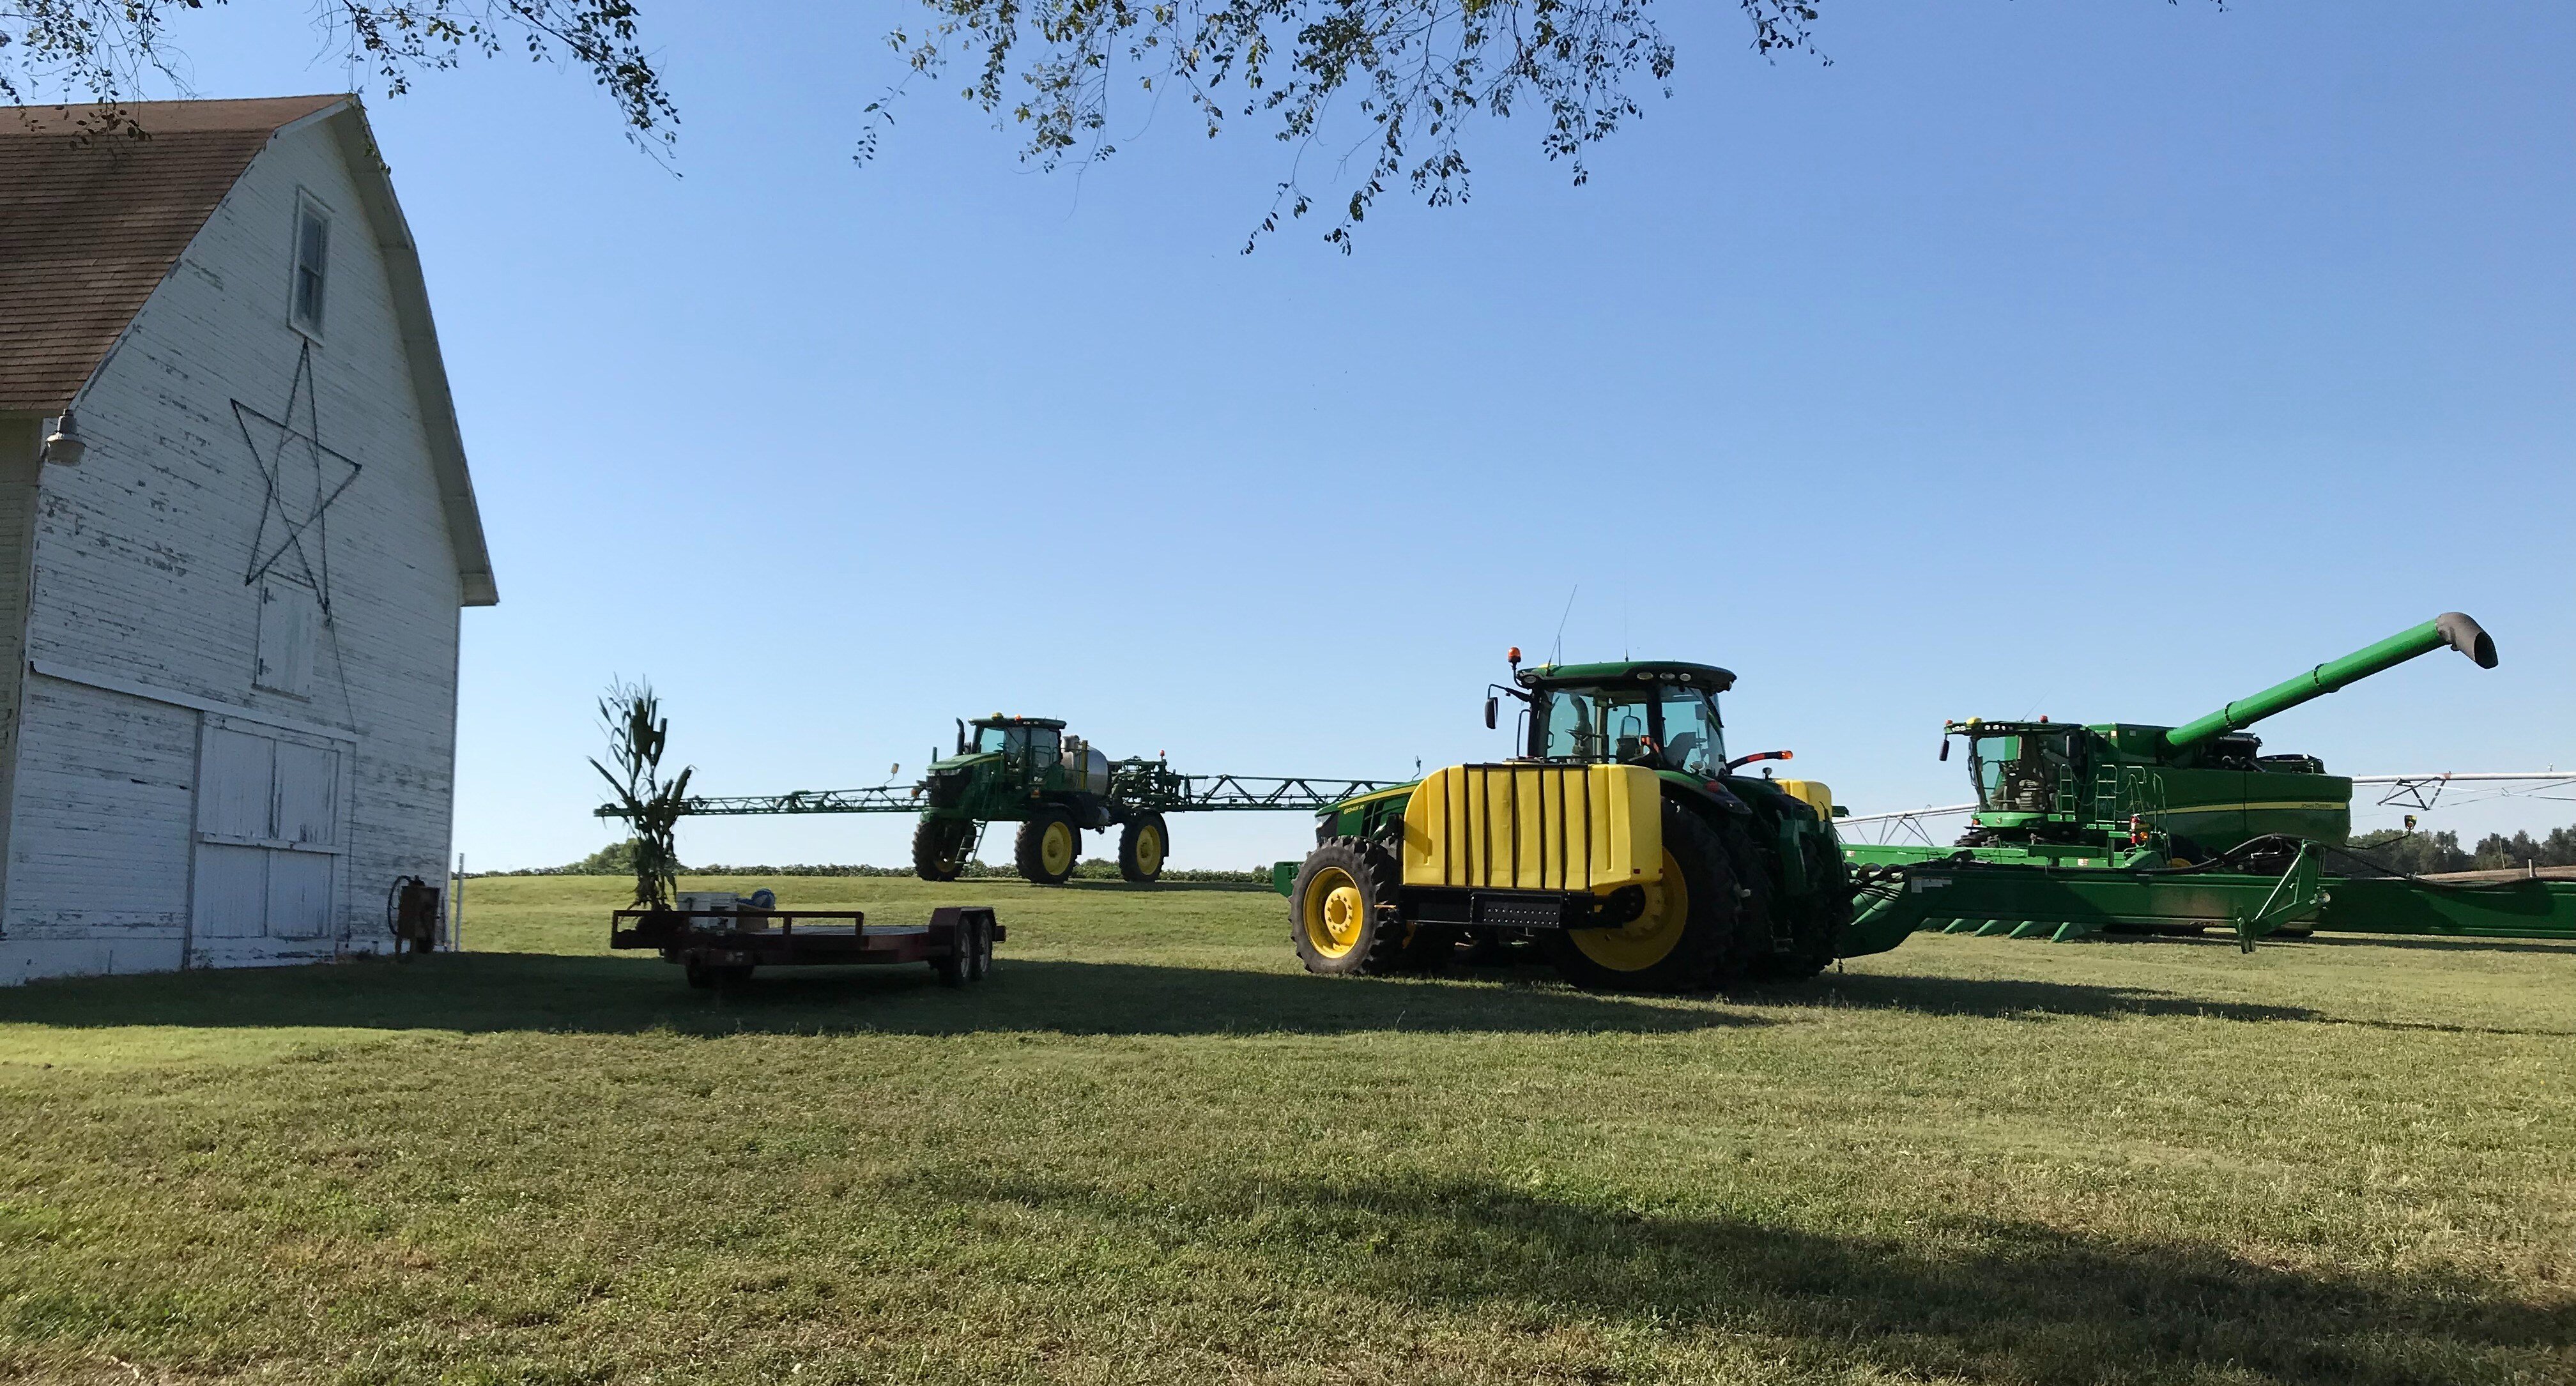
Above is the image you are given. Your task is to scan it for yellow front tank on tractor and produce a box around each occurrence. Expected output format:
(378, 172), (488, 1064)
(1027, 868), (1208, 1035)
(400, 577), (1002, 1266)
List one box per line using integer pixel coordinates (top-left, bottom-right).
(1288, 653), (1856, 993)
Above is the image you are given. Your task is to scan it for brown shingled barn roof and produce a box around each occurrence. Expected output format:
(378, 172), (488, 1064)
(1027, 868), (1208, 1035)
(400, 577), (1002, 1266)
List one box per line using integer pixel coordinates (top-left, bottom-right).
(0, 95), (349, 415)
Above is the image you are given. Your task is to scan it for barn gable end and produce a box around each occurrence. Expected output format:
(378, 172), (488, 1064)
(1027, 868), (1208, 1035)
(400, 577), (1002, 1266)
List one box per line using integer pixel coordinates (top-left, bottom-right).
(0, 97), (494, 981)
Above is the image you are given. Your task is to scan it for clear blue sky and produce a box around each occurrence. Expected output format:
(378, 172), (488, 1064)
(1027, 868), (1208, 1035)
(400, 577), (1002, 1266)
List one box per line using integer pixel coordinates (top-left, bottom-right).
(139, 1), (2575, 869)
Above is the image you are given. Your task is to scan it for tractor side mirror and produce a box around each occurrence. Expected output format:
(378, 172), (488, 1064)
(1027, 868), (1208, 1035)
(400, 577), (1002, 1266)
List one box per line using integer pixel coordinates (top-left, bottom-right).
(1938, 738), (1950, 762)
(1484, 696), (1498, 729)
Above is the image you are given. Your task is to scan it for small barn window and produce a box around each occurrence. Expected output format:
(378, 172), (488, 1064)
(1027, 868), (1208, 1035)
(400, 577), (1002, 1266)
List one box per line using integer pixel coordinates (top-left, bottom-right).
(255, 581), (319, 697)
(290, 194), (331, 335)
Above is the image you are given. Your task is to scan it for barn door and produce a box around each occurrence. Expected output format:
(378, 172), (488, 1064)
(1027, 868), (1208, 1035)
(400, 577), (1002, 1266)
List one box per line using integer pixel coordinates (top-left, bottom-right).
(192, 724), (344, 946)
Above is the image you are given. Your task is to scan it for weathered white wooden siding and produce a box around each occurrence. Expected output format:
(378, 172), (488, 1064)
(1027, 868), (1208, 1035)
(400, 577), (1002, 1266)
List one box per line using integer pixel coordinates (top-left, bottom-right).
(0, 114), (470, 982)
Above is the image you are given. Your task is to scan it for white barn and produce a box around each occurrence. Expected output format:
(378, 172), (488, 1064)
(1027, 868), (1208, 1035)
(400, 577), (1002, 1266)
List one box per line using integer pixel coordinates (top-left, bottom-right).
(0, 95), (496, 982)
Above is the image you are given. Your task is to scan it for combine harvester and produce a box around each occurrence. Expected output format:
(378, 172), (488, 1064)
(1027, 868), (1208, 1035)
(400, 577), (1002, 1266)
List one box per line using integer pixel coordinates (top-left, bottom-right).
(1843, 613), (2576, 950)
(613, 713), (1396, 886)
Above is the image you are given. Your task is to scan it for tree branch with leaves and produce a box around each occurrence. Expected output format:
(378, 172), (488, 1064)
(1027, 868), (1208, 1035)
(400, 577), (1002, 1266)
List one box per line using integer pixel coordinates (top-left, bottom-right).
(0, 1), (673, 148)
(865, 0), (1821, 248)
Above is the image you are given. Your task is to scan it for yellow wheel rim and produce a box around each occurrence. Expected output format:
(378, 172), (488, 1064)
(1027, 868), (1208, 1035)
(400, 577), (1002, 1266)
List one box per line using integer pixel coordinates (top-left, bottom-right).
(1041, 821), (1077, 876)
(1302, 867), (1365, 959)
(1135, 825), (1165, 877)
(1570, 848), (1690, 972)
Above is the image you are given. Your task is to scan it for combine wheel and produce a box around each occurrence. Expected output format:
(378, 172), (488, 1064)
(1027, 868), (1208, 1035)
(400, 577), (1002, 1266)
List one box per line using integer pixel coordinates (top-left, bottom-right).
(913, 816), (974, 882)
(1118, 816), (1168, 883)
(1290, 838), (1419, 975)
(1548, 802), (1753, 994)
(1015, 810), (1081, 885)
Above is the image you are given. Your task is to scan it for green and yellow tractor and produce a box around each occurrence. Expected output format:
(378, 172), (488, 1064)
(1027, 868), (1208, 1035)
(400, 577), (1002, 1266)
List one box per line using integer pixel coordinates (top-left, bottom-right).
(912, 716), (1172, 885)
(1281, 651), (1861, 992)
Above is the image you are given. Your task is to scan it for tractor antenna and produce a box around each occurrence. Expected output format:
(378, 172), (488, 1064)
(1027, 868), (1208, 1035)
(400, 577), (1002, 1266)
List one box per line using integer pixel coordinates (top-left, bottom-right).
(1551, 585), (1579, 666)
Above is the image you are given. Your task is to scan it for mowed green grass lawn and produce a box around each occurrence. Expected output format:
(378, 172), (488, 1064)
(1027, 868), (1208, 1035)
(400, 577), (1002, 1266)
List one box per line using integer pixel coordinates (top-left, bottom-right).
(2, 875), (2572, 1385)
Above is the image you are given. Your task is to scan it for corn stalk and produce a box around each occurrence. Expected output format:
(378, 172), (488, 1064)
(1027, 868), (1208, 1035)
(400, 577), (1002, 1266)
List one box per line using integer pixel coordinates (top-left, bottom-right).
(590, 678), (693, 911)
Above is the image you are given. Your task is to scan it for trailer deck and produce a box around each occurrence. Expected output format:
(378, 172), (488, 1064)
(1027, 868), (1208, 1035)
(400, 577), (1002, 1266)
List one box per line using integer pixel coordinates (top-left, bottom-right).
(610, 905), (1002, 989)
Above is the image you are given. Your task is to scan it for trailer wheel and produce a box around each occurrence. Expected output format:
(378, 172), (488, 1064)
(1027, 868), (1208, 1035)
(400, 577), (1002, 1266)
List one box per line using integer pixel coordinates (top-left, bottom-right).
(1118, 816), (1168, 883)
(1548, 801), (1748, 994)
(914, 817), (974, 882)
(1290, 838), (1416, 975)
(1015, 811), (1080, 885)
(967, 911), (995, 980)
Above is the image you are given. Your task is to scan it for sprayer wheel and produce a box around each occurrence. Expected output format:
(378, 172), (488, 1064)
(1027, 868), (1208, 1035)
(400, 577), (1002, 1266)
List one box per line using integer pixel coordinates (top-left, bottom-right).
(912, 816), (974, 882)
(1015, 810), (1080, 885)
(1118, 816), (1168, 883)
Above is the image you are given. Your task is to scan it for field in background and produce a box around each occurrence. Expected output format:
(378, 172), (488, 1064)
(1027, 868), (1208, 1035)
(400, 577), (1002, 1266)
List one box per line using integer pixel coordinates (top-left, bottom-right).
(1, 874), (2570, 1383)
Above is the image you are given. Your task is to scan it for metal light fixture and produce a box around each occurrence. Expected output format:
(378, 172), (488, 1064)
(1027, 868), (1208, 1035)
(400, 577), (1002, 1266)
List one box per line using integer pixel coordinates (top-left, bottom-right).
(38, 411), (84, 467)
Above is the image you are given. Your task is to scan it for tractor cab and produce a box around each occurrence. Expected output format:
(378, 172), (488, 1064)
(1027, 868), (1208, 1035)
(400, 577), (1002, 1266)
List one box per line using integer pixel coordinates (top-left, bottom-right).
(967, 715), (1066, 781)
(1512, 660), (1736, 778)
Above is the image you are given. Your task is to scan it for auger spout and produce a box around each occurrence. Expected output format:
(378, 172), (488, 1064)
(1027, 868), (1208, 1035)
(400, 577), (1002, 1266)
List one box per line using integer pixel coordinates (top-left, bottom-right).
(2162, 613), (2498, 752)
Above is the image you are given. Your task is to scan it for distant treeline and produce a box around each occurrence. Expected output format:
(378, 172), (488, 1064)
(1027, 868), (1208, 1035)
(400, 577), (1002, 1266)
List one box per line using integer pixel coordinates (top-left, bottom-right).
(473, 839), (1271, 884)
(2345, 823), (2576, 874)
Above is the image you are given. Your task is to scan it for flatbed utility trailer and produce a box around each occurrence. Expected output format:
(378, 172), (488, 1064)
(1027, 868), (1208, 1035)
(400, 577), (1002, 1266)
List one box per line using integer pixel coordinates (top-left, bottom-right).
(610, 905), (1002, 989)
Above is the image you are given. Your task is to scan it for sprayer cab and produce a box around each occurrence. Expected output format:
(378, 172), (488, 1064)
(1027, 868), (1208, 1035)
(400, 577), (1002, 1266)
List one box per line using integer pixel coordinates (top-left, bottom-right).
(1942, 613), (2499, 857)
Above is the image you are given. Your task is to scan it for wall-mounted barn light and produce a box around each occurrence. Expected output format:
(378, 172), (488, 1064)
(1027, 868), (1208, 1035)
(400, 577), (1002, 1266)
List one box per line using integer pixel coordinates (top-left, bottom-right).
(39, 411), (84, 467)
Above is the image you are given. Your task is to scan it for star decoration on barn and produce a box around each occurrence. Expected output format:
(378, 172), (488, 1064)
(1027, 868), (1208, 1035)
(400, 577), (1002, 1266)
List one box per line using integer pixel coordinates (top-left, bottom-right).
(233, 340), (361, 614)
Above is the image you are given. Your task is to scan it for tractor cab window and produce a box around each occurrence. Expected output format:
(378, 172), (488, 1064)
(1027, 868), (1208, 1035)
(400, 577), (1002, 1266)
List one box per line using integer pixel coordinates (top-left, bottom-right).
(1537, 687), (1655, 764)
(1971, 731), (2070, 812)
(973, 724), (1061, 771)
(1655, 689), (1726, 775)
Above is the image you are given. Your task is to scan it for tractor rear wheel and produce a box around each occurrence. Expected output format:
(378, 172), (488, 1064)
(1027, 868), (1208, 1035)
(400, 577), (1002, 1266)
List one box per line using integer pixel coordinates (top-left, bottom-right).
(913, 816), (974, 882)
(1015, 810), (1080, 885)
(1290, 838), (1418, 975)
(1748, 833), (1846, 982)
(1548, 800), (1753, 994)
(1118, 816), (1167, 883)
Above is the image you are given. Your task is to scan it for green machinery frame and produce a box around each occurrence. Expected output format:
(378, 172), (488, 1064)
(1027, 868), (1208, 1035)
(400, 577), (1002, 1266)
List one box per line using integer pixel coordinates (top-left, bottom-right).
(1834, 613), (2576, 949)
(597, 712), (1397, 887)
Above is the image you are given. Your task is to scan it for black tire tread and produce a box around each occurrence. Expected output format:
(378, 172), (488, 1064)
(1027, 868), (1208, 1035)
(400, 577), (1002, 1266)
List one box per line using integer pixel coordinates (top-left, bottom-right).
(1289, 837), (1413, 976)
(913, 816), (971, 882)
(1015, 810), (1077, 885)
(1117, 816), (1167, 884)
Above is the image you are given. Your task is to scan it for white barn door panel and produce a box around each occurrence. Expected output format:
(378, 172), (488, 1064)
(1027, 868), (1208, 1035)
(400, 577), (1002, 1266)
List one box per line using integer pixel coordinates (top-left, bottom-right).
(200, 729), (275, 839)
(190, 721), (348, 955)
(194, 845), (270, 938)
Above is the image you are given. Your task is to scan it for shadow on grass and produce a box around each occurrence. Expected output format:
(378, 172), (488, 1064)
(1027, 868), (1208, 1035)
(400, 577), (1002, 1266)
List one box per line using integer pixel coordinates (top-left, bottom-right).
(2296, 933), (2576, 956)
(924, 1167), (2575, 1384)
(1054, 880), (1278, 894)
(1754, 970), (2326, 1023)
(0, 953), (1760, 1038)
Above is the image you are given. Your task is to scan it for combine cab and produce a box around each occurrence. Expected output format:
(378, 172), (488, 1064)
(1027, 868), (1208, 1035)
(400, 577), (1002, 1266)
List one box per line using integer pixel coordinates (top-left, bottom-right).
(1283, 652), (1863, 992)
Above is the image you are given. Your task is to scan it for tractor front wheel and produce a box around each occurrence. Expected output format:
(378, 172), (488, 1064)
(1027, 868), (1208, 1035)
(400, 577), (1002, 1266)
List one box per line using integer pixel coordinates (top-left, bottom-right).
(1547, 800), (1752, 994)
(1015, 810), (1081, 885)
(912, 816), (974, 882)
(1290, 838), (1415, 976)
(1118, 816), (1168, 884)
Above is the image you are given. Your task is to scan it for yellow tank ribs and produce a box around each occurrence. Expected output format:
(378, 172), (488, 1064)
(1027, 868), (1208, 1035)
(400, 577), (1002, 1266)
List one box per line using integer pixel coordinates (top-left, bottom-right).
(1397, 763), (1666, 929)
